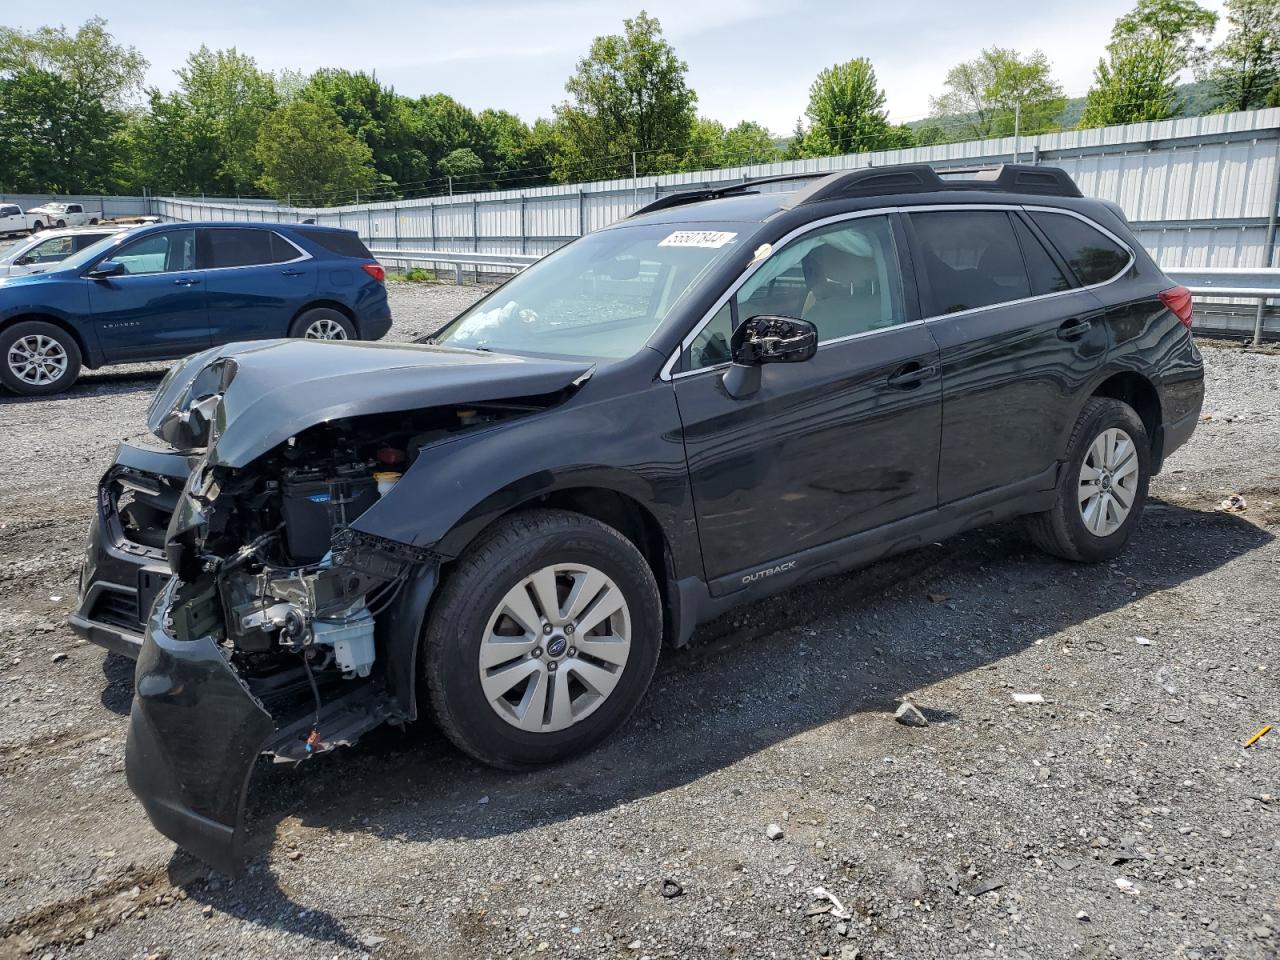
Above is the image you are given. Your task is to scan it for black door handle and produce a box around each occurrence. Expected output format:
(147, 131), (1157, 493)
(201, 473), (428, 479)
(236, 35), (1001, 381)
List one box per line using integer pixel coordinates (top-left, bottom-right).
(1057, 317), (1092, 340)
(172, 277), (199, 287)
(887, 362), (938, 389)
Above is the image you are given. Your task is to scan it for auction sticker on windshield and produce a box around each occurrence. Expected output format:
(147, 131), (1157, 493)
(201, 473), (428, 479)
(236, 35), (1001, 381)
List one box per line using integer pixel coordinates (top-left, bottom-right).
(658, 230), (738, 248)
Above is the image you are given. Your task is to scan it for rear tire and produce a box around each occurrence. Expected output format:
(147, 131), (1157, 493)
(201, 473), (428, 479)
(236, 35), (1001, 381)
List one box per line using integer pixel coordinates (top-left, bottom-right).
(289, 307), (356, 340)
(55, 220), (66, 228)
(423, 509), (662, 769)
(31, 221), (43, 233)
(0, 321), (82, 396)
(1027, 397), (1150, 562)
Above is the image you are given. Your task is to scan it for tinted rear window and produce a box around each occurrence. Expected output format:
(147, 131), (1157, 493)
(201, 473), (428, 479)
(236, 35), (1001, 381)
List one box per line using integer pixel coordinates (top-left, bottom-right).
(203, 228), (295, 268)
(1012, 215), (1072, 296)
(1029, 212), (1131, 286)
(296, 228), (372, 259)
(911, 210), (1031, 314)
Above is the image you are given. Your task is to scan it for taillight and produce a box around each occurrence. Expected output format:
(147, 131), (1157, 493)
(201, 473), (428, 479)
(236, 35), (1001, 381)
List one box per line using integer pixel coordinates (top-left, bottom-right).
(1159, 285), (1193, 329)
(361, 262), (385, 283)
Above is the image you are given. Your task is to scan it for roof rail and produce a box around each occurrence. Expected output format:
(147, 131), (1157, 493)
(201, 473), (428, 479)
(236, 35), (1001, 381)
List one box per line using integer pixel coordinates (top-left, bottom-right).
(627, 173), (819, 218)
(789, 163), (1082, 205)
(627, 163), (1082, 219)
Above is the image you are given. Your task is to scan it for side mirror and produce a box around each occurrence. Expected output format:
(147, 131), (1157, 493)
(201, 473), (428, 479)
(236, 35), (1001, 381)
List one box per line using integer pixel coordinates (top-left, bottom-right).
(731, 315), (818, 365)
(722, 315), (818, 399)
(86, 260), (125, 280)
(13, 256), (32, 266)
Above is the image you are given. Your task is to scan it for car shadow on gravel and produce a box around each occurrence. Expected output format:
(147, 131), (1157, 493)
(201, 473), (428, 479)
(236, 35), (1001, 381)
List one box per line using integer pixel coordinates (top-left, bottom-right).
(158, 500), (1272, 949)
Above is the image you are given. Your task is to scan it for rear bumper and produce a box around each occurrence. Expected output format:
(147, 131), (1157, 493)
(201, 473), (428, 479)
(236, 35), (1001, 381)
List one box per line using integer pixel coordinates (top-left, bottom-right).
(126, 579), (274, 876)
(358, 311), (393, 341)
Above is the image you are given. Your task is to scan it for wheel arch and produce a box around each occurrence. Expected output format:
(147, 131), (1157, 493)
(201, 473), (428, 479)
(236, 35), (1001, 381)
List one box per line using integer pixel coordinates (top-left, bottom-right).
(0, 313), (96, 369)
(289, 300), (357, 336)
(1088, 370), (1164, 467)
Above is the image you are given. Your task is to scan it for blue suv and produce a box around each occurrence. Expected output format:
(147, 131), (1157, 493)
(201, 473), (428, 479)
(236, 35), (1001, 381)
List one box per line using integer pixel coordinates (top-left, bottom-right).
(0, 222), (391, 395)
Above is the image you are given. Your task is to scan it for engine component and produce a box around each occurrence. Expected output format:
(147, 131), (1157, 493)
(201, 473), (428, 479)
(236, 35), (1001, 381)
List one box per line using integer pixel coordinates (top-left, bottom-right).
(280, 467), (378, 563)
(311, 600), (375, 677)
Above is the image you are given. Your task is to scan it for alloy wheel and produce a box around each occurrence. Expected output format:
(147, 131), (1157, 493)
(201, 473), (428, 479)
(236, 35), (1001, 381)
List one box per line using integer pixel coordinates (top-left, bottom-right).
(1078, 427), (1139, 537)
(7, 334), (68, 386)
(478, 563), (632, 733)
(303, 317), (348, 340)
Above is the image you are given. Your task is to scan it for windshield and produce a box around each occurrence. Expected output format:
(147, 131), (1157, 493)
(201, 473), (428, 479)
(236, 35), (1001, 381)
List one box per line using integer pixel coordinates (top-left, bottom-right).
(54, 231), (131, 273)
(431, 222), (749, 360)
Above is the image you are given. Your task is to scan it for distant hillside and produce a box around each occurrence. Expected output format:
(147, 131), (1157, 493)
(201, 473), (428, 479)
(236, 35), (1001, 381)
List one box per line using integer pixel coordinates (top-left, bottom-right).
(907, 80), (1223, 137)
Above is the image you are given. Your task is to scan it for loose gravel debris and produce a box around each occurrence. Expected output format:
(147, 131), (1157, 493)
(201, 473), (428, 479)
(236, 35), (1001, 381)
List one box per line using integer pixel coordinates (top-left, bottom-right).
(1, 283), (1278, 959)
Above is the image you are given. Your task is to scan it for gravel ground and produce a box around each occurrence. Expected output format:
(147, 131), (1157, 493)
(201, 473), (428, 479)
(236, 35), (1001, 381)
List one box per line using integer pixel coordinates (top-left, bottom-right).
(1, 283), (1277, 960)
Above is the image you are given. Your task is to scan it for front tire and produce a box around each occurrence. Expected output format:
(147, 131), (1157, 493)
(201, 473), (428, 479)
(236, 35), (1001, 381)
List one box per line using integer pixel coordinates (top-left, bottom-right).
(1028, 397), (1150, 562)
(0, 321), (82, 396)
(55, 219), (66, 228)
(423, 509), (662, 769)
(289, 307), (356, 340)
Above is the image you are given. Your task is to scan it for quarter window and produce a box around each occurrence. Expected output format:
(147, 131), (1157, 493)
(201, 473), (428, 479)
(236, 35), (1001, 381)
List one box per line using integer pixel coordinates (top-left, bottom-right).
(911, 210), (1031, 314)
(1029, 211), (1131, 286)
(685, 215), (905, 370)
(112, 230), (196, 275)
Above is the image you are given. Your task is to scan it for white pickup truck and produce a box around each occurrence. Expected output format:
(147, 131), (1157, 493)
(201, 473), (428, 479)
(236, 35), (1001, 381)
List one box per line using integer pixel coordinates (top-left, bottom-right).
(23, 201), (103, 230)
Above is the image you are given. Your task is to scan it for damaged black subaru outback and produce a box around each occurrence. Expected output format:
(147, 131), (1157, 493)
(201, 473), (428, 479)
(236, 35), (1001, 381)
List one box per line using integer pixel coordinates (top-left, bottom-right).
(71, 164), (1204, 873)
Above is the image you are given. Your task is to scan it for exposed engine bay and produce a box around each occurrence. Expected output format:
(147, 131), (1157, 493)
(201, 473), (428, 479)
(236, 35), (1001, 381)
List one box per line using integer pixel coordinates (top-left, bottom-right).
(160, 401), (540, 760)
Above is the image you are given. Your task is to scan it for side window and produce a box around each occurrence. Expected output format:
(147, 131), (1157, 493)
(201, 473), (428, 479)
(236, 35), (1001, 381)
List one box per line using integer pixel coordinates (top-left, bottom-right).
(29, 237), (75, 262)
(67, 205), (82, 214)
(911, 210), (1030, 314)
(684, 215), (905, 370)
(203, 228), (286, 269)
(0, 205), (18, 217)
(112, 230), (195, 275)
(1012, 216), (1072, 296)
(1029, 211), (1131, 286)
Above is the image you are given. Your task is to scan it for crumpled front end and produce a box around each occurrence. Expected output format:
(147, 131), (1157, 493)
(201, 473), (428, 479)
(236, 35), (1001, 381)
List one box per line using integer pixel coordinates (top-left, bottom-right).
(127, 579), (275, 876)
(120, 338), (589, 873)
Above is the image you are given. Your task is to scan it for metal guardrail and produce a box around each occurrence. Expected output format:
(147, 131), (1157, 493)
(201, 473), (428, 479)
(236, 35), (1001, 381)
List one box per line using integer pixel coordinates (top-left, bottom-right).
(369, 247), (538, 285)
(1165, 267), (1280, 345)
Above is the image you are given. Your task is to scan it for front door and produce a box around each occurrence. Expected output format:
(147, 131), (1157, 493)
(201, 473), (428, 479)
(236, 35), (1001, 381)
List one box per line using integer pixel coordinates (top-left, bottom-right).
(87, 228), (208, 362)
(906, 208), (1110, 504)
(672, 214), (942, 587)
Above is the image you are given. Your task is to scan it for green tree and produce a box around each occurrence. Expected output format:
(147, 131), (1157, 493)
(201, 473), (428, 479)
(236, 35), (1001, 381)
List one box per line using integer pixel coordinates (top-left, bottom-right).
(300, 69), (429, 192)
(1112, 0), (1218, 64)
(929, 48), (1067, 140)
(255, 100), (377, 202)
(134, 46), (279, 195)
(720, 121), (779, 165)
(1080, 37), (1182, 126)
(552, 11), (696, 181)
(0, 17), (146, 192)
(1205, 0), (1280, 111)
(437, 147), (485, 187)
(802, 58), (895, 155)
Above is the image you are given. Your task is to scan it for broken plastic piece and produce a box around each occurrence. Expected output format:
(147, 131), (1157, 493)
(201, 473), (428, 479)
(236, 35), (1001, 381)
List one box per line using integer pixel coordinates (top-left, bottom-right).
(1244, 724), (1272, 748)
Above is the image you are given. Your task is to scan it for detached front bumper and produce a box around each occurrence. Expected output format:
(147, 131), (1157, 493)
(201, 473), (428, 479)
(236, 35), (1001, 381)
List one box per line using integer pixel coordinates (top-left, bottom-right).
(126, 580), (274, 876)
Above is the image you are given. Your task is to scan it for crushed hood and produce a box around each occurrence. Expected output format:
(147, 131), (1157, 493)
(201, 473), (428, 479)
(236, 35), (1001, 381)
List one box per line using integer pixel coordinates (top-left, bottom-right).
(147, 338), (594, 468)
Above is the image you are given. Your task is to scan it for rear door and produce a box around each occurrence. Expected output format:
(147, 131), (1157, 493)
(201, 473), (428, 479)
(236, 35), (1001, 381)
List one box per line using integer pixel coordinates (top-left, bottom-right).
(200, 227), (317, 343)
(87, 228), (209, 362)
(906, 207), (1109, 504)
(673, 213), (942, 587)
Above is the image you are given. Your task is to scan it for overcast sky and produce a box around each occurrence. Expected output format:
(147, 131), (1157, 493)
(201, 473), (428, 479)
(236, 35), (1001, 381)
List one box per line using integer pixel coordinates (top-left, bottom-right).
(9, 0), (1228, 133)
